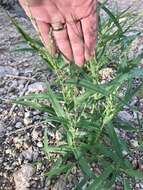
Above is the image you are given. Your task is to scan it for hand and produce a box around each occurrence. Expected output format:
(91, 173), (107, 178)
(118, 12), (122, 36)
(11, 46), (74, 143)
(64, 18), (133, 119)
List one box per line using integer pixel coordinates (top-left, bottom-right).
(18, 0), (98, 66)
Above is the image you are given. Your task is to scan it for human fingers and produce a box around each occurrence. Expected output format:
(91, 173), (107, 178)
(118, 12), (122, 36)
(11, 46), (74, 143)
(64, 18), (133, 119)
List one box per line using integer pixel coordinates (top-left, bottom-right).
(52, 27), (74, 62)
(34, 20), (57, 55)
(81, 13), (97, 61)
(19, 0), (65, 23)
(18, 0), (49, 21)
(67, 21), (84, 66)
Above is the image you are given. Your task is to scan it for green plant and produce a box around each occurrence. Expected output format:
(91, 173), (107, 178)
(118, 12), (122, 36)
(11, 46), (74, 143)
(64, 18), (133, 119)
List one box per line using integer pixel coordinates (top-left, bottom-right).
(10, 2), (143, 189)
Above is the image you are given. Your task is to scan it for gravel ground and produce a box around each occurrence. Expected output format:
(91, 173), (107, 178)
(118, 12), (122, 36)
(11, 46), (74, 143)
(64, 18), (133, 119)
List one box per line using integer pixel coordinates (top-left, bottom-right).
(0, 5), (54, 190)
(0, 1), (143, 190)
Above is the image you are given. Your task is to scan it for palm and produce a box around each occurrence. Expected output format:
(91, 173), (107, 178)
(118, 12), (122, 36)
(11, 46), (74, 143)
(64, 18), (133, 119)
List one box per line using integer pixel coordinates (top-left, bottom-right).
(19, 0), (98, 66)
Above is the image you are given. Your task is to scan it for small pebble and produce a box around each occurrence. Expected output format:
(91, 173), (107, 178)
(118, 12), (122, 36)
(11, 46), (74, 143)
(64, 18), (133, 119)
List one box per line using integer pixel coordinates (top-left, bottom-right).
(118, 111), (133, 122)
(0, 121), (6, 137)
(122, 150), (128, 156)
(22, 147), (33, 161)
(27, 82), (46, 94)
(25, 111), (31, 118)
(15, 122), (23, 129)
(31, 129), (39, 140)
(5, 149), (12, 155)
(37, 142), (43, 148)
(24, 117), (33, 125)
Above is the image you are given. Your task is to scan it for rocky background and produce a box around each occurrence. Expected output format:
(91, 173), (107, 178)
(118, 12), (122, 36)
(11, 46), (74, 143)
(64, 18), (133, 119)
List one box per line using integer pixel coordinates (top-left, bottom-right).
(0, 0), (16, 8)
(0, 0), (143, 190)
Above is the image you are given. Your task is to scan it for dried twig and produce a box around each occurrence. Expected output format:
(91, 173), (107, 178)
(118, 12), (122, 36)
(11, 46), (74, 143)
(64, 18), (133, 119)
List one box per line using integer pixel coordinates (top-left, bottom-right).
(6, 121), (46, 136)
(5, 74), (35, 81)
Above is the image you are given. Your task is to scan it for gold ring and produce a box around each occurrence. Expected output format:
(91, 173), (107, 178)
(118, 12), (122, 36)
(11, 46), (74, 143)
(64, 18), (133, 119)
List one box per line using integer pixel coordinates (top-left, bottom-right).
(51, 23), (65, 31)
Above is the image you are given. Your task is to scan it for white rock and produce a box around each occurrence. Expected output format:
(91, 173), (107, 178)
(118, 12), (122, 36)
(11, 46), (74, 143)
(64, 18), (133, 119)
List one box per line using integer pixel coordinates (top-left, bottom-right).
(23, 118), (32, 126)
(15, 122), (23, 129)
(37, 142), (43, 148)
(31, 129), (39, 140)
(13, 164), (35, 190)
(99, 67), (115, 82)
(27, 82), (46, 94)
(13, 137), (23, 149)
(5, 149), (12, 155)
(118, 111), (133, 122)
(21, 147), (33, 161)
(24, 111), (31, 118)
(122, 150), (128, 156)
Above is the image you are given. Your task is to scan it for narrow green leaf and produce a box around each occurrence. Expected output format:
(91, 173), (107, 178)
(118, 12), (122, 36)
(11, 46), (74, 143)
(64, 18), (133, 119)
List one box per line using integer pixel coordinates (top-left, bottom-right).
(46, 82), (66, 119)
(14, 100), (55, 115)
(43, 145), (70, 154)
(124, 169), (143, 180)
(66, 79), (108, 96)
(74, 149), (95, 179)
(99, 2), (123, 34)
(45, 164), (71, 178)
(9, 16), (54, 69)
(106, 123), (123, 159)
(45, 116), (64, 124)
(17, 92), (63, 102)
(75, 91), (93, 105)
(45, 157), (71, 178)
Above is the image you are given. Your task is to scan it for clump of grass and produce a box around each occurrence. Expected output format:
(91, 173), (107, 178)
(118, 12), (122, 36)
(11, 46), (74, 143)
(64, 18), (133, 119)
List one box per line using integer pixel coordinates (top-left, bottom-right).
(10, 2), (143, 189)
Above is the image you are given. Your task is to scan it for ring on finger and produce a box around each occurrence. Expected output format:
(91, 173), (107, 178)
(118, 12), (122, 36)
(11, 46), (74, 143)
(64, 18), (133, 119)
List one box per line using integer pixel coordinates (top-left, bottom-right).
(51, 22), (65, 31)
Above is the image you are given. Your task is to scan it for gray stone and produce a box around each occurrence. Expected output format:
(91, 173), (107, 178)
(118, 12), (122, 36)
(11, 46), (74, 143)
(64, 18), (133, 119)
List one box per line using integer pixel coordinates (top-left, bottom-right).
(23, 117), (33, 126)
(21, 147), (33, 161)
(27, 82), (46, 94)
(37, 142), (43, 148)
(52, 176), (66, 190)
(0, 0), (17, 8)
(0, 121), (6, 137)
(13, 137), (23, 149)
(21, 146), (39, 161)
(118, 111), (133, 122)
(15, 122), (23, 129)
(0, 0), (26, 17)
(31, 129), (39, 140)
(24, 111), (31, 118)
(0, 66), (19, 77)
(13, 164), (35, 190)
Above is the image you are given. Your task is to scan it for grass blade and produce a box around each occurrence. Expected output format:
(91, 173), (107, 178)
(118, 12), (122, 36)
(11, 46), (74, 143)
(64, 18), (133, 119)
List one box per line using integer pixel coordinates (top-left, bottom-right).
(15, 100), (55, 115)
(45, 82), (66, 119)
(99, 2), (123, 34)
